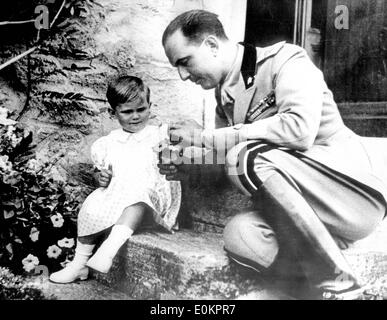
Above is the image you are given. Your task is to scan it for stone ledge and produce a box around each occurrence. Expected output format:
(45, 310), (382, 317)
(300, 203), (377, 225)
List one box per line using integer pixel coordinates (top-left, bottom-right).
(36, 278), (132, 300)
(91, 221), (387, 300)
(343, 218), (387, 285)
(92, 229), (287, 300)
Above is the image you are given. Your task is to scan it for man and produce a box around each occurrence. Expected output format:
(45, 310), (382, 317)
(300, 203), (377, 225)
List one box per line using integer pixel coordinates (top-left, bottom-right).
(160, 9), (387, 299)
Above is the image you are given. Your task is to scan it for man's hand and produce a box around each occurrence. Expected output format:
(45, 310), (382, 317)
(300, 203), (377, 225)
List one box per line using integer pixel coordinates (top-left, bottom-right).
(98, 164), (113, 187)
(158, 163), (178, 181)
(157, 143), (188, 181)
(157, 163), (190, 181)
(169, 119), (203, 147)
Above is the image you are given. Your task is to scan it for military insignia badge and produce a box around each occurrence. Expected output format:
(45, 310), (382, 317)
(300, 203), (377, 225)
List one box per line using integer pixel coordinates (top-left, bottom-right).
(245, 91), (277, 123)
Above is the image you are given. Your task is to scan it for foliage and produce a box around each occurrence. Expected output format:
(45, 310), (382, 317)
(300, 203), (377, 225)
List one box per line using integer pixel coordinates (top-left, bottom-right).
(40, 0), (105, 59)
(38, 91), (97, 124)
(0, 267), (49, 300)
(0, 107), (81, 274)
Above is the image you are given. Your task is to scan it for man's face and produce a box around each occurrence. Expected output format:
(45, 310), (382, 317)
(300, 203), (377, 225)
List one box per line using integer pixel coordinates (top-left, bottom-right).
(164, 29), (224, 90)
(115, 95), (151, 133)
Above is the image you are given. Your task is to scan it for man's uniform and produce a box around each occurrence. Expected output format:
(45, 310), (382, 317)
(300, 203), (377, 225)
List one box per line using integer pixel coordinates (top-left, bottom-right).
(200, 41), (387, 292)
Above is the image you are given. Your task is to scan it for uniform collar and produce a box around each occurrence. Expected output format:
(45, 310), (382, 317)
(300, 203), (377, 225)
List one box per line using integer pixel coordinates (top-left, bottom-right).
(218, 43), (244, 105)
(218, 41), (287, 106)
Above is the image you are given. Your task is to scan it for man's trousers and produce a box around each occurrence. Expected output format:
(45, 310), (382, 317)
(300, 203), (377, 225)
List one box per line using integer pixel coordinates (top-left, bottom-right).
(223, 142), (386, 291)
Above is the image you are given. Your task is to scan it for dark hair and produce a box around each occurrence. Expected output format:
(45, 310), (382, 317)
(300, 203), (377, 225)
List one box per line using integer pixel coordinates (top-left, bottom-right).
(162, 9), (228, 46)
(106, 76), (150, 111)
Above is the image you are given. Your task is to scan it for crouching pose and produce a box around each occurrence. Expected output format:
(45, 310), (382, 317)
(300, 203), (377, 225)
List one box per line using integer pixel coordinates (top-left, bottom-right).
(50, 76), (181, 283)
(159, 10), (387, 299)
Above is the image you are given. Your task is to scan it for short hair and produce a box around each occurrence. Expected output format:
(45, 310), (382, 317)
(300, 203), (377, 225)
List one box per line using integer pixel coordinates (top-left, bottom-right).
(106, 76), (150, 111)
(162, 9), (228, 46)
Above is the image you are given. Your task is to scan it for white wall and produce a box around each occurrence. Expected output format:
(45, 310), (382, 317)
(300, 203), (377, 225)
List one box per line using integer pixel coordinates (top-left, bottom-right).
(172, 0), (247, 128)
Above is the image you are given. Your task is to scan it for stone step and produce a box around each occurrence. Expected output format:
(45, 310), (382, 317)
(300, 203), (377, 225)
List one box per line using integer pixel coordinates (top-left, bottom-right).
(35, 278), (132, 300)
(343, 218), (387, 287)
(90, 218), (387, 300)
(91, 229), (289, 300)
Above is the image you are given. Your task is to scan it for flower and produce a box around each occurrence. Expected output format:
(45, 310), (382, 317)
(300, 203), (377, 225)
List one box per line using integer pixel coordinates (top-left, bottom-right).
(47, 245), (62, 259)
(0, 155), (12, 172)
(26, 159), (42, 173)
(57, 237), (75, 248)
(0, 106), (8, 118)
(10, 135), (22, 148)
(6, 125), (15, 137)
(50, 213), (64, 228)
(0, 107), (16, 125)
(22, 254), (39, 272)
(29, 227), (40, 242)
(2, 170), (19, 185)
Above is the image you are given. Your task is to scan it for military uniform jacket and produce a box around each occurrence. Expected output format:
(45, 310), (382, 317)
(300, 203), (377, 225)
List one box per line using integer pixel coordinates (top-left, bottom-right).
(201, 42), (387, 203)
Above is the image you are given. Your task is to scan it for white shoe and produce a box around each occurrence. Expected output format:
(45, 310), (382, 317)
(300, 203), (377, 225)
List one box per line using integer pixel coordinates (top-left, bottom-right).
(86, 249), (113, 274)
(49, 262), (89, 284)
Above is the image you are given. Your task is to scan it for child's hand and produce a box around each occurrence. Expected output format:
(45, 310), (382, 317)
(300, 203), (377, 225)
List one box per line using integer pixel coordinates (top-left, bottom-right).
(98, 164), (113, 187)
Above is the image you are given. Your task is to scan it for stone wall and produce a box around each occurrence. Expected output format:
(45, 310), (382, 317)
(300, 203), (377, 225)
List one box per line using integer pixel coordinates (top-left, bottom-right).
(1, 0), (204, 180)
(0, 0), (250, 227)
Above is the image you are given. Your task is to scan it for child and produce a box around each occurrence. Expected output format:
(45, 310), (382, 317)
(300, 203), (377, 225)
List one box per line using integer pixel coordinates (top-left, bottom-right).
(50, 76), (181, 283)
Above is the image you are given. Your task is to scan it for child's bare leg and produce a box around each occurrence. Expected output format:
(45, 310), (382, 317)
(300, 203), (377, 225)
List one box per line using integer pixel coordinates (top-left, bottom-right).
(115, 202), (149, 230)
(78, 234), (98, 245)
(87, 203), (149, 273)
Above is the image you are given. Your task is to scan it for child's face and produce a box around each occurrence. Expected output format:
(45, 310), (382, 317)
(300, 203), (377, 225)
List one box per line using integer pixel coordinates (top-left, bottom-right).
(115, 95), (151, 133)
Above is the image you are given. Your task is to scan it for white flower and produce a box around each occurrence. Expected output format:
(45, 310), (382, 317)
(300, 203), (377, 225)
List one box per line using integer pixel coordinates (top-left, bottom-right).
(10, 135), (22, 148)
(29, 227), (39, 242)
(6, 125), (15, 138)
(0, 155), (12, 172)
(0, 107), (16, 126)
(50, 214), (64, 228)
(0, 107), (8, 118)
(2, 170), (19, 185)
(47, 245), (62, 259)
(57, 237), (75, 248)
(22, 254), (39, 272)
(26, 159), (42, 172)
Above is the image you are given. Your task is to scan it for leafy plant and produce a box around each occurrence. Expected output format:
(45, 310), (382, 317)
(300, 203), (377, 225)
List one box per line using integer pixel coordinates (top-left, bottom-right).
(0, 107), (81, 274)
(37, 90), (97, 124)
(40, 0), (105, 59)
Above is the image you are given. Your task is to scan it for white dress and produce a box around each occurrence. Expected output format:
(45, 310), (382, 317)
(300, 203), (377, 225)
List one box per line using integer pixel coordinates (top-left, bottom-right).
(77, 124), (181, 237)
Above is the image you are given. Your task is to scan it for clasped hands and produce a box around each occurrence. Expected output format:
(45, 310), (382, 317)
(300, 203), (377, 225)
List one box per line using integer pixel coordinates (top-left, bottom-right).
(158, 119), (204, 181)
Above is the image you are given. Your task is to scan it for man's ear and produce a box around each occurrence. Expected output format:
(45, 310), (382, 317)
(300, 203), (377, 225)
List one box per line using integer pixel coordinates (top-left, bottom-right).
(204, 35), (219, 56)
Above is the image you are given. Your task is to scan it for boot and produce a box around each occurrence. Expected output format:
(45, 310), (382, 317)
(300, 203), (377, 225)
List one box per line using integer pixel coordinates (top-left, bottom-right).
(49, 241), (95, 283)
(257, 172), (360, 296)
(86, 225), (133, 273)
